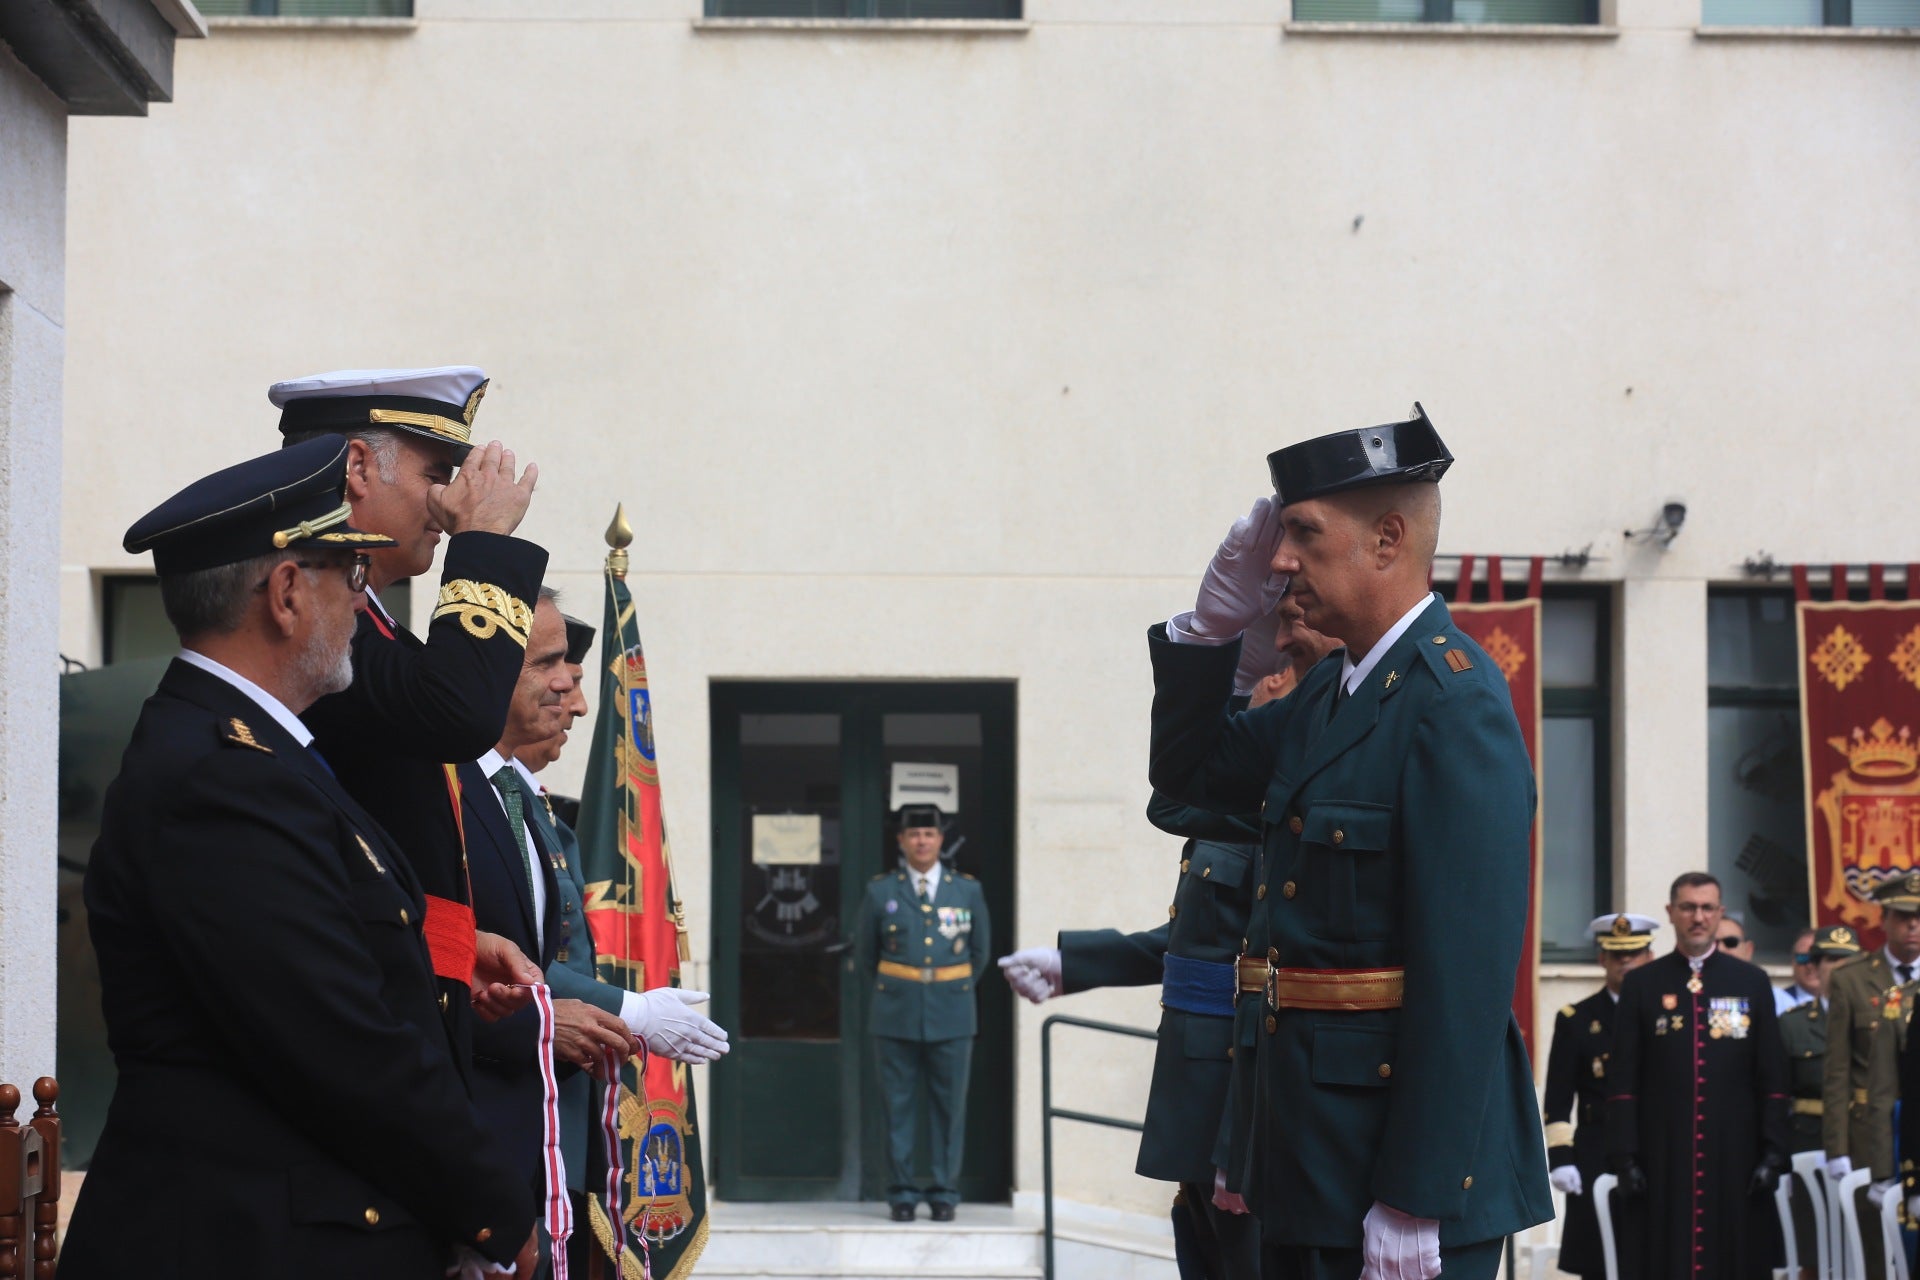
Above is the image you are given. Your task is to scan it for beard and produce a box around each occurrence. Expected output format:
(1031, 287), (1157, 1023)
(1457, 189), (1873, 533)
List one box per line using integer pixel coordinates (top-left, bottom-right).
(293, 609), (357, 701)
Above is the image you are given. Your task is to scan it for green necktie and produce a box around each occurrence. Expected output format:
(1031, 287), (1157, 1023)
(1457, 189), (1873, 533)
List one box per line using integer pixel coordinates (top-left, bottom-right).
(490, 765), (537, 900)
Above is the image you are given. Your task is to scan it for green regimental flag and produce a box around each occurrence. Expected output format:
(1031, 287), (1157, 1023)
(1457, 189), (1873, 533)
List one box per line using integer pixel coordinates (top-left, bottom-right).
(576, 506), (708, 1278)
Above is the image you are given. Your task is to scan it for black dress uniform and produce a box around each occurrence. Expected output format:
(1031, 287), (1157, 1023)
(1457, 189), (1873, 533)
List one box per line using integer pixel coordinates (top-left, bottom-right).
(1543, 991), (1618, 1279)
(1605, 949), (1790, 1280)
(61, 440), (534, 1278)
(1056, 793), (1261, 1280)
(287, 369), (548, 1065)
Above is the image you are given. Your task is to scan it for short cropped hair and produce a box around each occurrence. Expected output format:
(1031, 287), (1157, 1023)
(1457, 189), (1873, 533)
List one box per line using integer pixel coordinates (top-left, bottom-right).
(158, 551), (292, 639)
(1669, 870), (1721, 902)
(280, 425), (403, 483)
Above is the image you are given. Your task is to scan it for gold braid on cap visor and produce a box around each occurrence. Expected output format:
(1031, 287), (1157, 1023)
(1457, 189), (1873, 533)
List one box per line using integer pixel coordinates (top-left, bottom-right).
(271, 501), (354, 549)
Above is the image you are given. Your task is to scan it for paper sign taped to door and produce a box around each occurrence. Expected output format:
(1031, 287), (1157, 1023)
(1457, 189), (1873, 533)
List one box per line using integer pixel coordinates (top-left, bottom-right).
(889, 762), (958, 814)
(752, 813), (822, 865)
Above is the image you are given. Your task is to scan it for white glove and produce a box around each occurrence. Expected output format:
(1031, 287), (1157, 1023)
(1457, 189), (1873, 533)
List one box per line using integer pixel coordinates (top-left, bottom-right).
(1187, 497), (1289, 643)
(1548, 1165), (1583, 1197)
(1360, 1201), (1441, 1280)
(444, 1245), (512, 1278)
(622, 988), (729, 1063)
(997, 949), (1063, 1003)
(1827, 1155), (1853, 1182)
(1233, 604), (1287, 696)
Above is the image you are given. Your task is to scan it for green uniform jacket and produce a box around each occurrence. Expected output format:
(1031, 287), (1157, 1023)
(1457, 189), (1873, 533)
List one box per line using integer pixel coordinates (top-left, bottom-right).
(1058, 798), (1259, 1185)
(1779, 999), (1827, 1154)
(1821, 952), (1918, 1178)
(529, 794), (619, 1194)
(1146, 596), (1552, 1250)
(856, 868), (991, 1042)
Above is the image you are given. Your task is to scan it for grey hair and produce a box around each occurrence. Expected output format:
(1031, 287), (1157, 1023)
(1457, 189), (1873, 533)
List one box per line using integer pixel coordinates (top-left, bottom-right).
(159, 551), (298, 640)
(281, 426), (402, 484)
(538, 585), (560, 604)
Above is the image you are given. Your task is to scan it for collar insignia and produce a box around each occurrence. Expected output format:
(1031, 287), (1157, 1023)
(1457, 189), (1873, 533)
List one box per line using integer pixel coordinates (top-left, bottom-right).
(355, 834), (386, 876)
(223, 718), (273, 754)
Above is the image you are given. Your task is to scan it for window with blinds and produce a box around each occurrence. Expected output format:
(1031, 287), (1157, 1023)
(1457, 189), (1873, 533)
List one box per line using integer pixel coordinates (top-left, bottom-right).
(1702, 0), (1920, 22)
(1294, 0), (1596, 19)
(708, 0), (1020, 15)
(194, 0), (410, 14)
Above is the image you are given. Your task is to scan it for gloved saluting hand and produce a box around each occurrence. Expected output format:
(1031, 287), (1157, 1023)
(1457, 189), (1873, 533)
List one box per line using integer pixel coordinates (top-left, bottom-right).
(997, 949), (1063, 1004)
(623, 988), (730, 1063)
(1548, 1164), (1583, 1197)
(1176, 496), (1289, 645)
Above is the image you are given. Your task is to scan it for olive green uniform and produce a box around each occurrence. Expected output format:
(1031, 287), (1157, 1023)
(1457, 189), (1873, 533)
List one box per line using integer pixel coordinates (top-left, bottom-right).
(854, 867), (991, 1210)
(1822, 951), (1918, 1279)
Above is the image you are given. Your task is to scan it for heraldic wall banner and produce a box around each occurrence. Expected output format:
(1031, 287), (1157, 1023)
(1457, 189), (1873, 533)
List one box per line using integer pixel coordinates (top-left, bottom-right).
(1448, 556), (1545, 1063)
(576, 506), (709, 1280)
(1799, 572), (1920, 952)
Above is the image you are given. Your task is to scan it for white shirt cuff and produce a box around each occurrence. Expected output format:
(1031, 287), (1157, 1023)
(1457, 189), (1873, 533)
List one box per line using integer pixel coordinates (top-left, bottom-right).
(619, 988), (646, 1036)
(1166, 611), (1239, 646)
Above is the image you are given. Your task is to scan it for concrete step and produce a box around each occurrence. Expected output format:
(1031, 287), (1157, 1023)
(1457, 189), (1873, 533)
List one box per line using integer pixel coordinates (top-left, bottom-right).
(701, 1199), (1174, 1280)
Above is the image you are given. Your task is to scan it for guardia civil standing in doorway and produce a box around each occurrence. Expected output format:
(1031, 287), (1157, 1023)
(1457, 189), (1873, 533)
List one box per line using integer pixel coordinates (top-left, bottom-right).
(854, 804), (991, 1222)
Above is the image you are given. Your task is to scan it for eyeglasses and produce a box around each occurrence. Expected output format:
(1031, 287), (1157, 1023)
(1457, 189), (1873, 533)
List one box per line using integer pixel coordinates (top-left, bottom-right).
(256, 555), (370, 594)
(1718, 935), (1746, 948)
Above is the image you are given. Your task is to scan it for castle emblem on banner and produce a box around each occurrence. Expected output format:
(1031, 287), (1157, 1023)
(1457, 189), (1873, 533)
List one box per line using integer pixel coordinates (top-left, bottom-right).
(1816, 716), (1920, 928)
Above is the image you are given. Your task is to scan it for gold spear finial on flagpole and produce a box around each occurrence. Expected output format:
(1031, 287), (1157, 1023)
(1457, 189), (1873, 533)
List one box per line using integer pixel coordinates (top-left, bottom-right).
(605, 503), (633, 579)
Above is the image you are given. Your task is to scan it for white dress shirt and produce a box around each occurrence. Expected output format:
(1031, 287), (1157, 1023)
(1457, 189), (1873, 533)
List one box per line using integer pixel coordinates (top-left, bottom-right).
(907, 862), (942, 900)
(178, 649), (315, 747)
(478, 747), (547, 953)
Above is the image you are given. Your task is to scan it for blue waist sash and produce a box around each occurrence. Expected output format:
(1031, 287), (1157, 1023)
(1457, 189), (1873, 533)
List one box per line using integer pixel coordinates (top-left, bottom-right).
(1161, 954), (1236, 1017)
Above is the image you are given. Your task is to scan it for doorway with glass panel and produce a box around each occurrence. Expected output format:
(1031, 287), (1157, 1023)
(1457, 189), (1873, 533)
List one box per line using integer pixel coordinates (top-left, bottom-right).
(709, 682), (1015, 1203)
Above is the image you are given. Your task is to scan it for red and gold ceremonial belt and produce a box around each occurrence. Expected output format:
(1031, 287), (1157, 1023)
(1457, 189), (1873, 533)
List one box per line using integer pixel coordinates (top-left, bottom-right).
(1235, 958), (1405, 1012)
(877, 960), (973, 984)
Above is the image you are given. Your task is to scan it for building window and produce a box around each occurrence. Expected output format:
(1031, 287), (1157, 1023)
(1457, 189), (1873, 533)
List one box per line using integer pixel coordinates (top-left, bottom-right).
(1701, 0), (1920, 24)
(101, 573), (410, 665)
(1708, 587), (1807, 961)
(193, 0), (412, 16)
(1292, 0), (1598, 21)
(706, 0), (1020, 16)
(1540, 587), (1612, 961)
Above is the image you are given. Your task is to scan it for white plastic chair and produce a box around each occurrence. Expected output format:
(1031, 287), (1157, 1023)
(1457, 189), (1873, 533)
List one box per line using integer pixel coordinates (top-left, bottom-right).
(1591, 1171), (1620, 1280)
(1835, 1166), (1874, 1280)
(1775, 1163), (1800, 1280)
(1791, 1150), (1835, 1280)
(1869, 1181), (1911, 1280)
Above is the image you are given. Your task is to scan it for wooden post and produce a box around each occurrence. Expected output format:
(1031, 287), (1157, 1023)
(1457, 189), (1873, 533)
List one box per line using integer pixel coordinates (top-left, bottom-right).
(28, 1081), (58, 1280)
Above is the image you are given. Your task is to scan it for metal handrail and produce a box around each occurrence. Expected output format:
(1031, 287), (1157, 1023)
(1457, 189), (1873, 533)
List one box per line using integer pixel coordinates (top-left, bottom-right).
(1040, 1013), (1157, 1280)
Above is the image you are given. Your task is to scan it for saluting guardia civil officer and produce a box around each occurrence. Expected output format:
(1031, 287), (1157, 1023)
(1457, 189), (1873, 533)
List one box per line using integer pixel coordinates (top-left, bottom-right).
(1145, 406), (1552, 1280)
(62, 440), (536, 1279)
(282, 368), (552, 1063)
(854, 804), (992, 1222)
(1821, 875), (1920, 1278)
(1540, 913), (1657, 1280)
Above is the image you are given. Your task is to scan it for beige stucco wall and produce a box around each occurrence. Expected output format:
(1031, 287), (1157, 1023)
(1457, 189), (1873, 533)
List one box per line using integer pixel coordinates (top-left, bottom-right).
(1, 44), (68, 1099)
(59, 0), (1920, 1233)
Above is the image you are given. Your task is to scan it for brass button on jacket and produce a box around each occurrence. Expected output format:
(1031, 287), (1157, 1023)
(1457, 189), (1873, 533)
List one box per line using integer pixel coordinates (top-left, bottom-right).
(1265, 1015), (1277, 1034)
(363, 1207), (380, 1227)
(1288, 815), (1304, 836)
(1283, 881), (1297, 899)
(1256, 884), (1268, 900)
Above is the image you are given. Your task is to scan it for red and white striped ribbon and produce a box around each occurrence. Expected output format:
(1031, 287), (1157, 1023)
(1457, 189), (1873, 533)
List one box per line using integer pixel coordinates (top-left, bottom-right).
(599, 1045), (639, 1277)
(531, 985), (573, 1280)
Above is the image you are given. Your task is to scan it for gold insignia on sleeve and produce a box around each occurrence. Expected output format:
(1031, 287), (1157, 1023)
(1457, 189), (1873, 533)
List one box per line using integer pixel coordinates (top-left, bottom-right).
(1559, 1004), (1575, 1018)
(223, 718), (273, 754)
(1444, 649), (1473, 674)
(432, 579), (533, 647)
(355, 834), (386, 876)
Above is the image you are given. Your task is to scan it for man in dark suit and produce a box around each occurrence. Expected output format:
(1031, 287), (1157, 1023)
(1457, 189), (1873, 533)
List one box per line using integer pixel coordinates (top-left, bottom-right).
(472, 593), (727, 1267)
(1540, 913), (1657, 1280)
(463, 592), (636, 1199)
(284, 367), (552, 1062)
(1145, 406), (1552, 1280)
(62, 439), (536, 1279)
(1605, 871), (1790, 1280)
(510, 612), (729, 1274)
